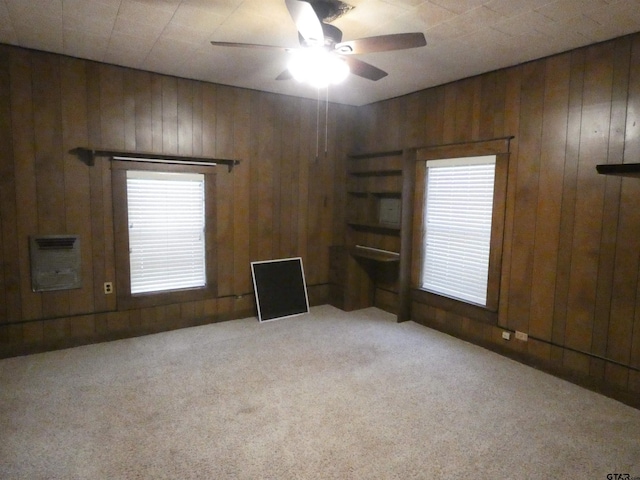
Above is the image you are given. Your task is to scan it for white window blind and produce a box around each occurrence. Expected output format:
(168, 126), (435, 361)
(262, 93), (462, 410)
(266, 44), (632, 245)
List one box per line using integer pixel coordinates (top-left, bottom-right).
(126, 170), (206, 295)
(421, 156), (496, 306)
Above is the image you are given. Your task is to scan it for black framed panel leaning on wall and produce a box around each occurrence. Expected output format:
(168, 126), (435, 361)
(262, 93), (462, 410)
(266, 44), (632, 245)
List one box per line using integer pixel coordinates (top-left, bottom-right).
(251, 257), (310, 322)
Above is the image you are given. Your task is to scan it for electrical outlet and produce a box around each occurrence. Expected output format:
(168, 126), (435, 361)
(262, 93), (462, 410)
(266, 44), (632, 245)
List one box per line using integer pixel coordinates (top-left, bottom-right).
(104, 282), (113, 295)
(501, 331), (511, 340)
(515, 331), (528, 341)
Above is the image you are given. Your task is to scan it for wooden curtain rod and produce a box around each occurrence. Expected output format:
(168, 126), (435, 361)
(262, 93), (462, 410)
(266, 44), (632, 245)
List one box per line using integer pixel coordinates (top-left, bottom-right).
(70, 147), (240, 172)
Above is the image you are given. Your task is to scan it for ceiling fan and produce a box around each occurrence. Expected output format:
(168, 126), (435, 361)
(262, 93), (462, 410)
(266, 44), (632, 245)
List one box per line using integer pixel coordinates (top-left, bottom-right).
(210, 0), (427, 86)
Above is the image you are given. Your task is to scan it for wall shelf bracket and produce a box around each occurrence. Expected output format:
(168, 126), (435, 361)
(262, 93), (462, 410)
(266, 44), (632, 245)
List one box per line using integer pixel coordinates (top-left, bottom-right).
(596, 163), (640, 178)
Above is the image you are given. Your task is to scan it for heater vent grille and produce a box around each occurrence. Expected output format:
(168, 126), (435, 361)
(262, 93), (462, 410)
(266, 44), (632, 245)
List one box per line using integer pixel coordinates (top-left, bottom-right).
(30, 235), (82, 292)
(35, 237), (77, 250)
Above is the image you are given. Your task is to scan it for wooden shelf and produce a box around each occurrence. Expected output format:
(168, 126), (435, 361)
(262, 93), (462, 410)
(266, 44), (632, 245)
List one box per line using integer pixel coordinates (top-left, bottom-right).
(347, 190), (369, 196)
(347, 221), (401, 233)
(596, 163), (640, 178)
(347, 168), (402, 176)
(351, 246), (400, 262)
(347, 150), (403, 176)
(347, 190), (400, 196)
(348, 150), (403, 159)
(371, 191), (401, 197)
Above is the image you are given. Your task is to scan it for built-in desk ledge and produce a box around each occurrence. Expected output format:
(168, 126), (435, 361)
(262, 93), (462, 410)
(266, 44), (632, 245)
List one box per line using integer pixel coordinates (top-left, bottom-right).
(347, 221), (401, 232)
(351, 245), (400, 262)
(596, 163), (640, 178)
(70, 147), (240, 172)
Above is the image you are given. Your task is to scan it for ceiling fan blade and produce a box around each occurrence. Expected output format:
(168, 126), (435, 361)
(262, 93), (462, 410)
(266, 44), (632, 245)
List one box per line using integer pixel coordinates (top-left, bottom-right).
(210, 41), (290, 52)
(335, 32), (426, 55)
(344, 57), (387, 81)
(285, 0), (324, 45)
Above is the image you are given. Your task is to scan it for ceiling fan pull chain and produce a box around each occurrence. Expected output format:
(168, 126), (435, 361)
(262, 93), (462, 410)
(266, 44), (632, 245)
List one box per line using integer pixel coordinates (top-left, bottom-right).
(325, 85), (329, 157)
(315, 86), (321, 162)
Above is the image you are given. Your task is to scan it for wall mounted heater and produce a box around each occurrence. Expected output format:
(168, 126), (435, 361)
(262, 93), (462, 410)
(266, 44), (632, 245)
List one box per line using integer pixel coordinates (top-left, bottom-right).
(29, 235), (81, 292)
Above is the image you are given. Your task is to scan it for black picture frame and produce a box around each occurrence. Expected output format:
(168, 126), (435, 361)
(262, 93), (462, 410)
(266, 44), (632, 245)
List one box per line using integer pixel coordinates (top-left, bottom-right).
(251, 257), (310, 322)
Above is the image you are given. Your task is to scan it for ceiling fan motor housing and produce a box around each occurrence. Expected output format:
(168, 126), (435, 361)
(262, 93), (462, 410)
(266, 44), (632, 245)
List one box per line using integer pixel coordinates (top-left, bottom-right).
(308, 0), (355, 23)
(211, 0), (426, 83)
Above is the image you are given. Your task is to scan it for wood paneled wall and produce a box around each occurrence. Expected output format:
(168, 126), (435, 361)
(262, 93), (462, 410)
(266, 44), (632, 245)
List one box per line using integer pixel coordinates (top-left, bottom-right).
(3, 32), (640, 398)
(352, 33), (640, 397)
(0, 45), (355, 355)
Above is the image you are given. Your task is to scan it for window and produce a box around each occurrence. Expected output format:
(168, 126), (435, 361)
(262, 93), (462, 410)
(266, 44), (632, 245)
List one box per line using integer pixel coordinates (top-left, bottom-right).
(112, 162), (217, 309)
(126, 171), (206, 294)
(421, 156), (496, 306)
(411, 139), (510, 322)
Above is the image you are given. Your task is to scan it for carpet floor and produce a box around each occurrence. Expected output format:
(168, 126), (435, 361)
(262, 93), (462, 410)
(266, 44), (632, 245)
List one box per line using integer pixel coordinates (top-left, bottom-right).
(1, 305), (639, 479)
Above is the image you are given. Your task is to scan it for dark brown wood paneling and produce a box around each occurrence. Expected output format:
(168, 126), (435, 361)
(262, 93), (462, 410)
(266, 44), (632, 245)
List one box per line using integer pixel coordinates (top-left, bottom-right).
(0, 47), (20, 325)
(352, 33), (640, 396)
(177, 78), (194, 156)
(564, 42), (614, 361)
(32, 52), (70, 319)
(497, 65), (522, 328)
(86, 63), (109, 313)
(453, 77), (476, 142)
(551, 48), (585, 349)
(133, 70), (153, 152)
(479, 72), (498, 140)
(529, 53), (571, 342)
(232, 89), (252, 295)
(256, 94), (277, 261)
(403, 92), (427, 148)
(425, 87), (445, 146)
(161, 76), (178, 154)
(32, 53), (65, 235)
(100, 64), (125, 150)
(9, 50), (41, 321)
(594, 37), (631, 380)
(623, 38), (640, 374)
(123, 70), (136, 151)
(150, 75), (163, 153)
(2, 44), (352, 356)
(215, 86), (235, 297)
(297, 98), (313, 266)
(192, 82), (204, 157)
(624, 36), (640, 164)
(279, 97), (300, 258)
(248, 91), (261, 265)
(507, 60), (545, 333)
(60, 57), (94, 315)
(272, 98), (284, 257)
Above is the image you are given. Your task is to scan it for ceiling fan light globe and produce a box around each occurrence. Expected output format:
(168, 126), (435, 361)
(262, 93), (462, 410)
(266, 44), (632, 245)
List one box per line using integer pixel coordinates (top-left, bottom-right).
(329, 57), (350, 84)
(288, 50), (350, 87)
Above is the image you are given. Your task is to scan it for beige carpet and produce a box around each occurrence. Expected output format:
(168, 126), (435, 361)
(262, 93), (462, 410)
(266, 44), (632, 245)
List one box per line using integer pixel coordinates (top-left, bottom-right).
(1, 305), (639, 479)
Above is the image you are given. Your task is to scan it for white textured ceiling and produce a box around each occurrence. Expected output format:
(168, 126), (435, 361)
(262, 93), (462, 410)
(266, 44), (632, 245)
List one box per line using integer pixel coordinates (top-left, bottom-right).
(1, 0), (639, 106)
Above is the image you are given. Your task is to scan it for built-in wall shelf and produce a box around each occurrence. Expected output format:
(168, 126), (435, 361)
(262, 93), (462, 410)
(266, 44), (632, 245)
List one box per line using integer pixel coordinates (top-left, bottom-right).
(596, 163), (640, 178)
(70, 147), (240, 172)
(329, 148), (405, 313)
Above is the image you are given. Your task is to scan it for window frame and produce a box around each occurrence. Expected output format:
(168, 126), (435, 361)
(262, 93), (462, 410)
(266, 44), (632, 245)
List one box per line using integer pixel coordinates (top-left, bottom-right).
(410, 139), (510, 324)
(112, 161), (218, 310)
(421, 155), (497, 306)
(126, 169), (207, 295)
